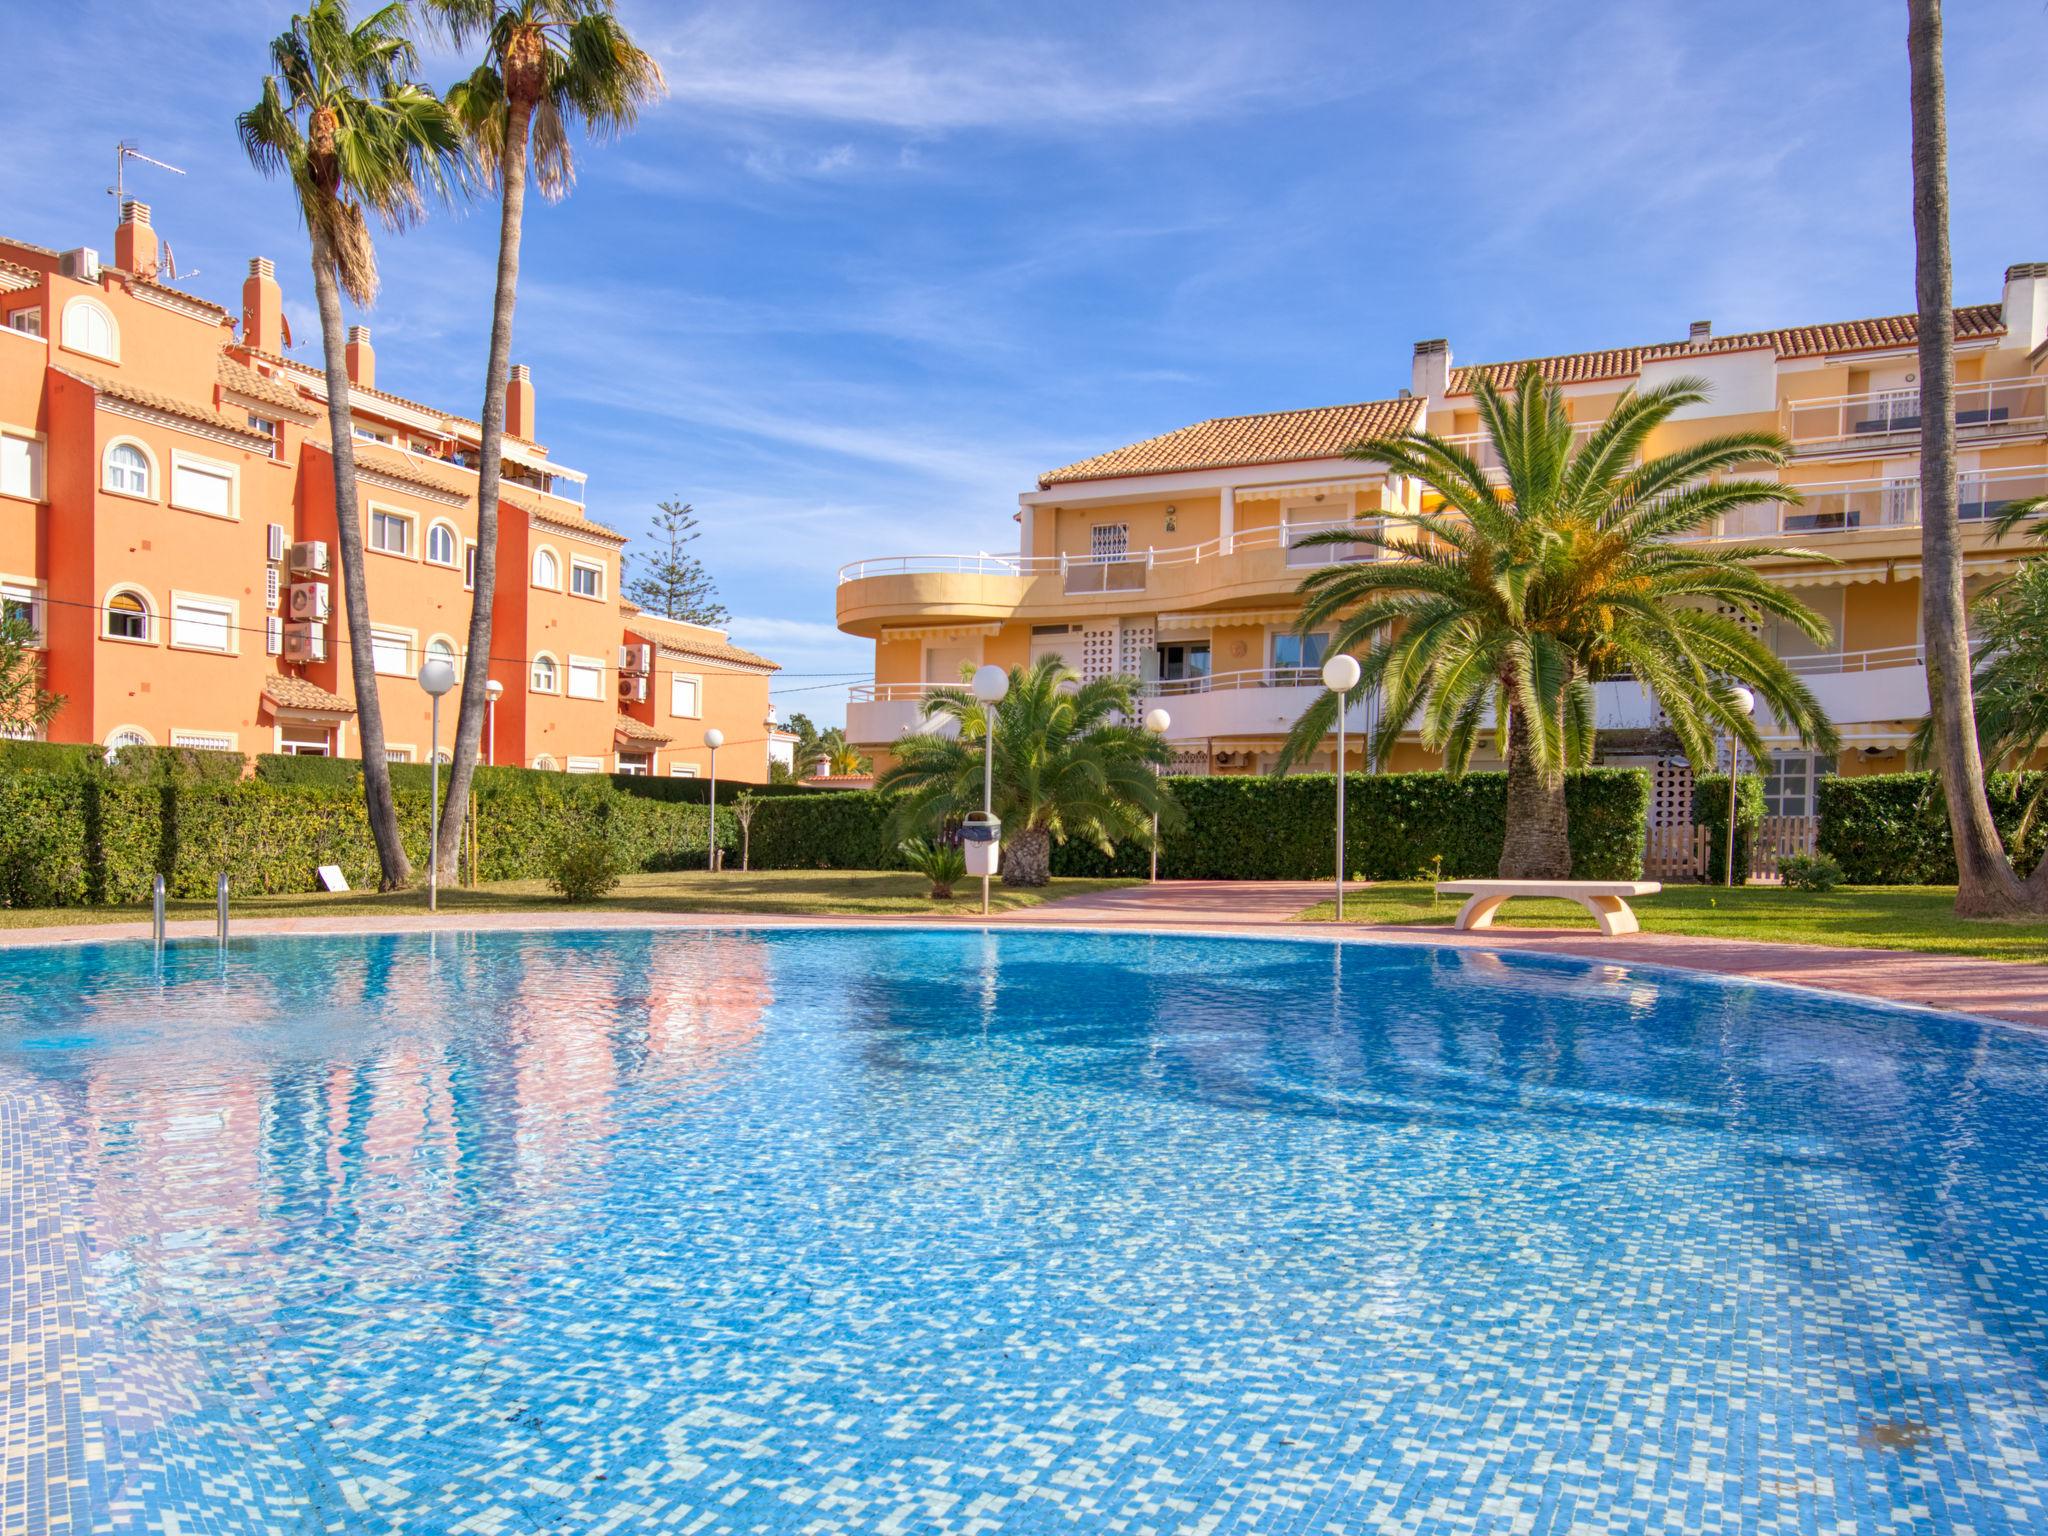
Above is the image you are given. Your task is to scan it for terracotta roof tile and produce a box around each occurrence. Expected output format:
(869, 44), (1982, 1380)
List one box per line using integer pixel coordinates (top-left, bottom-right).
(614, 713), (673, 744)
(54, 367), (276, 446)
(1039, 397), (1425, 487)
(256, 349), (488, 435)
(1449, 304), (2007, 393)
(263, 675), (355, 714)
(217, 355), (310, 415)
(524, 496), (627, 545)
(625, 610), (781, 671)
(321, 439), (627, 541)
(124, 277), (232, 321)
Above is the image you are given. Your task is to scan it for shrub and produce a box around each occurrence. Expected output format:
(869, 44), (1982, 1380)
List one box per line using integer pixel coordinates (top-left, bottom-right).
(899, 837), (967, 898)
(1818, 771), (2046, 884)
(545, 827), (624, 901)
(1777, 852), (1843, 892)
(1691, 772), (1766, 885)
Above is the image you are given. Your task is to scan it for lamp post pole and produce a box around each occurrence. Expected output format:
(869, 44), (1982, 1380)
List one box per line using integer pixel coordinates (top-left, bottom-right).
(1144, 707), (1171, 883)
(418, 658), (457, 912)
(970, 665), (1010, 917)
(485, 679), (503, 767)
(704, 728), (724, 872)
(1322, 654), (1362, 922)
(1724, 685), (1756, 888)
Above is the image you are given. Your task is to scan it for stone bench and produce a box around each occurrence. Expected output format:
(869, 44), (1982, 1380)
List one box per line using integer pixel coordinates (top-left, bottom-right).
(1435, 879), (1663, 937)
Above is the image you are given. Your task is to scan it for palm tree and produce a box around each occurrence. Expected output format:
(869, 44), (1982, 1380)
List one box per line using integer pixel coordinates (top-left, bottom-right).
(878, 657), (1173, 886)
(1278, 365), (1841, 878)
(817, 727), (871, 779)
(1907, 0), (2030, 915)
(423, 0), (665, 881)
(239, 0), (461, 889)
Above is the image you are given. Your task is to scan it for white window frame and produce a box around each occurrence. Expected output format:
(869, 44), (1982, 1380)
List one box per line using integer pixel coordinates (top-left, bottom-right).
(615, 752), (651, 776)
(530, 651), (560, 693)
(104, 725), (155, 753)
(167, 591), (238, 655)
(60, 297), (118, 362)
(532, 753), (560, 771)
(1, 575), (47, 645)
(274, 722), (333, 756)
(102, 437), (156, 500)
(5, 306), (42, 338)
(670, 672), (703, 719)
(368, 504), (415, 558)
(169, 729), (238, 753)
(101, 585), (156, 645)
(565, 756), (604, 775)
(569, 557), (605, 600)
(383, 744), (415, 764)
(669, 763), (701, 778)
(370, 625), (415, 678)
(425, 634), (459, 670)
(425, 519), (460, 567)
(0, 424), (47, 502)
(462, 542), (477, 591)
(531, 545), (561, 590)
(566, 653), (605, 701)
(169, 450), (238, 520)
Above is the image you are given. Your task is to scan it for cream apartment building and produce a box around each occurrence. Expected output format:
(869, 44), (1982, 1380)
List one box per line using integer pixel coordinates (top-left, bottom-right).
(836, 263), (2048, 825)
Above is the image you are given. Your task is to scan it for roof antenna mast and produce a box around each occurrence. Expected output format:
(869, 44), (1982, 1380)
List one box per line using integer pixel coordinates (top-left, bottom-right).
(109, 140), (195, 278)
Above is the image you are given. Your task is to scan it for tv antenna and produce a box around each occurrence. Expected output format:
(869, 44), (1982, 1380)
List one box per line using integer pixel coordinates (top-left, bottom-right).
(108, 141), (198, 279)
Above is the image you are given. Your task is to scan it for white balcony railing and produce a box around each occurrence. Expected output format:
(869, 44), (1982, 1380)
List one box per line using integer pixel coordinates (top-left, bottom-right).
(1785, 379), (2047, 451)
(1439, 422), (1603, 475)
(1719, 468), (2048, 538)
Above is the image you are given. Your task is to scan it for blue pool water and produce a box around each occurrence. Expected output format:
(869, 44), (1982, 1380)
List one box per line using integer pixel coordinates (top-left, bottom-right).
(4, 928), (2048, 1535)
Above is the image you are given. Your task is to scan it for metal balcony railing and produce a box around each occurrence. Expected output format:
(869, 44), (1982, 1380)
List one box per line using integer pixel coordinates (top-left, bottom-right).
(1784, 379), (2047, 451)
(1718, 468), (2048, 537)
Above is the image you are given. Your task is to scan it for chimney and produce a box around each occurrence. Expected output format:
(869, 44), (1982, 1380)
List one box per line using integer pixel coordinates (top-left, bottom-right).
(243, 257), (283, 354)
(115, 201), (159, 280)
(1689, 319), (1713, 347)
(1411, 338), (1452, 403)
(506, 362), (536, 439)
(345, 325), (376, 389)
(2001, 262), (2048, 353)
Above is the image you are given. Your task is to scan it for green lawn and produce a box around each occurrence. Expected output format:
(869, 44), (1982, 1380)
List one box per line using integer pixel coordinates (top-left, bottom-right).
(1294, 881), (2048, 964)
(0, 871), (1135, 931)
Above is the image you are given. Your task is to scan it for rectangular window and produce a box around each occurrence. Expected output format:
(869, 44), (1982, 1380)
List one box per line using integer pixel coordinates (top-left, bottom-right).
(170, 455), (235, 518)
(5, 308), (42, 337)
(669, 763), (700, 778)
(369, 508), (412, 555)
(170, 730), (236, 753)
(1, 580), (42, 642)
(566, 756), (604, 774)
(463, 544), (476, 591)
(1271, 632), (1330, 676)
(566, 655), (604, 700)
(1763, 752), (1826, 820)
(670, 674), (702, 718)
(1090, 523), (1130, 560)
(616, 753), (651, 776)
(278, 723), (331, 756)
(371, 627), (413, 676)
(570, 559), (604, 598)
(0, 429), (45, 500)
(383, 746), (413, 764)
(169, 596), (234, 653)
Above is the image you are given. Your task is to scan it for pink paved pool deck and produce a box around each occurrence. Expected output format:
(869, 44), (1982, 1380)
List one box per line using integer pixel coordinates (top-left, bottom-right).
(0, 880), (2039, 1029)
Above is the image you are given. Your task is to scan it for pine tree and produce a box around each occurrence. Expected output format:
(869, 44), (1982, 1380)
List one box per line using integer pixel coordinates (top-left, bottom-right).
(625, 498), (729, 626)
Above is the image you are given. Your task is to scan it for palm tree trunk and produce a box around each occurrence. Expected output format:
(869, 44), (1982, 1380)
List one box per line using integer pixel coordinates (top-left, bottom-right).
(310, 229), (410, 889)
(1497, 701), (1572, 879)
(434, 98), (534, 880)
(1000, 825), (1052, 887)
(1907, 0), (2032, 916)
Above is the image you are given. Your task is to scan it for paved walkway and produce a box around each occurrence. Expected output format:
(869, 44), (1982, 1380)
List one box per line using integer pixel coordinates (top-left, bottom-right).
(0, 882), (2039, 1029)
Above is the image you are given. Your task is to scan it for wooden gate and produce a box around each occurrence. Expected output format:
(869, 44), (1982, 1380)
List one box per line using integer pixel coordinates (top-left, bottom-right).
(1642, 816), (1817, 882)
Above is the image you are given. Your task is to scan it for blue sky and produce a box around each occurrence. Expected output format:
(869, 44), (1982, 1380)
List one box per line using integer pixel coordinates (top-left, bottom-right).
(4, 1), (2045, 724)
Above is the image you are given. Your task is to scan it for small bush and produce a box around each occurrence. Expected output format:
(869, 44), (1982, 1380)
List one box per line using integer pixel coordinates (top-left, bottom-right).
(899, 837), (967, 899)
(1777, 852), (1843, 892)
(545, 829), (623, 901)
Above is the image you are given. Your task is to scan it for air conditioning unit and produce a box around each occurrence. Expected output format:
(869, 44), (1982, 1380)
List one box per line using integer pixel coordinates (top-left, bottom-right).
(264, 567), (280, 611)
(288, 540), (330, 575)
(59, 247), (101, 282)
(267, 523), (287, 562)
(620, 676), (648, 703)
(619, 642), (651, 674)
(284, 621), (328, 663)
(288, 583), (331, 620)
(265, 616), (283, 656)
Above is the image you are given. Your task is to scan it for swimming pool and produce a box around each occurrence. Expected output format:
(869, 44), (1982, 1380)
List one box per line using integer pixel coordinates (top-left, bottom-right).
(4, 926), (2047, 1534)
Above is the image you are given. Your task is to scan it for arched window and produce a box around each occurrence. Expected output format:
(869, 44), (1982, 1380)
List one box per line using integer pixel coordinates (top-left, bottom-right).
(62, 299), (117, 361)
(427, 636), (458, 667)
(426, 521), (458, 566)
(104, 441), (151, 497)
(531, 547), (559, 589)
(103, 725), (153, 764)
(530, 653), (558, 692)
(532, 752), (559, 771)
(103, 588), (151, 642)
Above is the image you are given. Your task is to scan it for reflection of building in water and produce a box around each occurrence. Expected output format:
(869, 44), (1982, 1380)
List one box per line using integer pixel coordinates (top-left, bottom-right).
(642, 933), (771, 1076)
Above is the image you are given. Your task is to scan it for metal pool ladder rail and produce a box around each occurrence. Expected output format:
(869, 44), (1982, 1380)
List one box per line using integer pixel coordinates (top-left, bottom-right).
(216, 873), (230, 944)
(152, 874), (166, 948)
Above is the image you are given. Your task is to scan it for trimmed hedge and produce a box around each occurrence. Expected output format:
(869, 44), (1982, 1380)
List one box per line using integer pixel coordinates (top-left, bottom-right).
(1690, 773), (1765, 886)
(744, 768), (1651, 882)
(1817, 771), (2046, 884)
(0, 753), (735, 906)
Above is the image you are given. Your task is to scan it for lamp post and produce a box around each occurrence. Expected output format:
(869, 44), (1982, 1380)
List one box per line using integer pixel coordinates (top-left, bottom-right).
(485, 678), (503, 766)
(971, 664), (1010, 916)
(704, 727), (724, 872)
(1322, 653), (1362, 921)
(1724, 685), (1756, 888)
(418, 656), (457, 912)
(1144, 707), (1171, 883)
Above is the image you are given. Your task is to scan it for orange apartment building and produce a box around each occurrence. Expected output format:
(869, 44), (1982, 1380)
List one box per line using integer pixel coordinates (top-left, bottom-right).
(838, 262), (2048, 827)
(0, 204), (783, 782)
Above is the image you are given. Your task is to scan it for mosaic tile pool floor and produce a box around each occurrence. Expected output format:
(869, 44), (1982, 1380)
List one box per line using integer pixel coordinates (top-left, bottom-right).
(4, 928), (2048, 1534)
